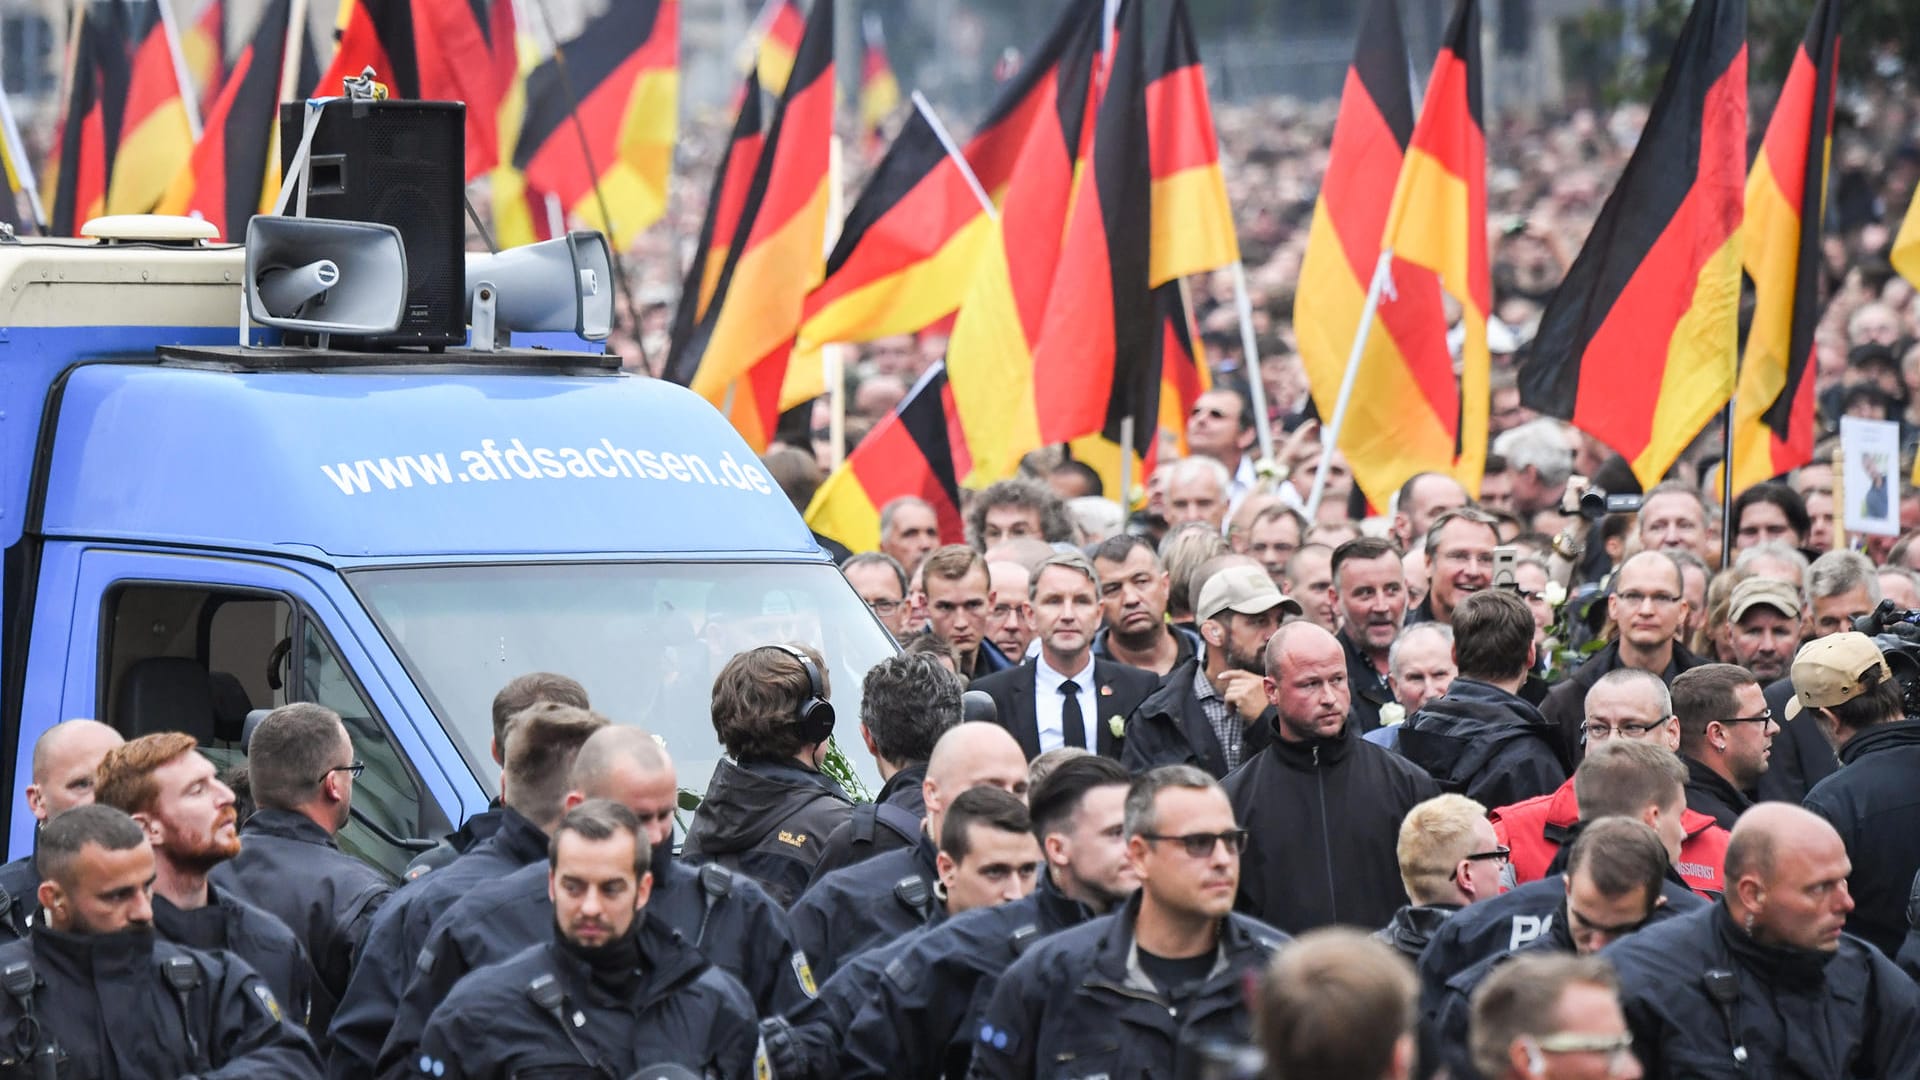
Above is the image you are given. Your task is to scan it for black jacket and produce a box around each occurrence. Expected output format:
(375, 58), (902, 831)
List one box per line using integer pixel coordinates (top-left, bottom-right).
(1897, 870), (1920, 983)
(409, 920), (761, 1080)
(964, 892), (1287, 1079)
(1684, 754), (1753, 832)
(1757, 673), (1843, 804)
(969, 657), (1158, 760)
(1401, 678), (1569, 809)
(841, 871), (1099, 1079)
(1091, 624), (1202, 674)
(400, 806), (502, 882)
(1224, 717), (1439, 933)
(1427, 914), (1577, 1080)
(210, 808), (392, 1033)
(1376, 903), (1460, 961)
(152, 885), (314, 1033)
(0, 925), (320, 1078)
(761, 919), (945, 1080)
(790, 832), (940, 982)
(1538, 641), (1707, 763)
(0, 853), (38, 941)
(1120, 657), (1276, 779)
(1606, 901), (1920, 1078)
(808, 764), (928, 882)
(1804, 719), (1920, 957)
(327, 807), (551, 1080)
(683, 756), (855, 906)
(1340, 628), (1397, 734)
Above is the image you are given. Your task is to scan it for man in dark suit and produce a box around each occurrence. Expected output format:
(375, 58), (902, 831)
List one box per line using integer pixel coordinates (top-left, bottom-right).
(973, 551), (1159, 760)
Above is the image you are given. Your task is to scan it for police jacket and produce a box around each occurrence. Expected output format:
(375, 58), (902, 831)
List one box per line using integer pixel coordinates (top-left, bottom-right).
(1537, 641), (1706, 766)
(0, 925), (321, 1078)
(1339, 628), (1396, 734)
(327, 807), (551, 1080)
(1804, 719), (1920, 957)
(1401, 679), (1569, 809)
(152, 886), (313, 1032)
(789, 831), (939, 982)
(1375, 903), (1460, 961)
(1427, 915), (1577, 1080)
(1491, 778), (1730, 897)
(1224, 716), (1439, 933)
(409, 918), (761, 1080)
(1683, 755), (1752, 832)
(840, 871), (1099, 1080)
(0, 856), (38, 942)
(381, 844), (810, 1072)
(964, 892), (1287, 1080)
(807, 764), (928, 882)
(210, 808), (391, 1033)
(401, 805), (502, 883)
(760, 923), (938, 1080)
(1119, 658), (1275, 779)
(1606, 901), (1920, 1078)
(683, 757), (855, 906)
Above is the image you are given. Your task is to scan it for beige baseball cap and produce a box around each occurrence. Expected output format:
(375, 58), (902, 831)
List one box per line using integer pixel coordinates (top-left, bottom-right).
(1729, 577), (1801, 623)
(1787, 632), (1892, 720)
(1196, 564), (1304, 623)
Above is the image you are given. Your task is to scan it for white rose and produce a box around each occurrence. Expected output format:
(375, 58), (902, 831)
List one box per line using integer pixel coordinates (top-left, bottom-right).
(1544, 581), (1569, 608)
(1109, 714), (1126, 739)
(1378, 703), (1407, 727)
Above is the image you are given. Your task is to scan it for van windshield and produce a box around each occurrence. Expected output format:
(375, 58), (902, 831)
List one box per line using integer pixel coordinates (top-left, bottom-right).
(347, 561), (891, 798)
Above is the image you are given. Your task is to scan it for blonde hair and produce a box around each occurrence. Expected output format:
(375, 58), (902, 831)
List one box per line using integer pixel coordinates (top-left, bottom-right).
(1396, 793), (1489, 904)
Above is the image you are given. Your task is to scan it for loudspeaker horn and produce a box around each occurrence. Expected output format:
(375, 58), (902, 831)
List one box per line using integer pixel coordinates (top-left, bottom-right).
(245, 216), (409, 336)
(465, 230), (615, 350)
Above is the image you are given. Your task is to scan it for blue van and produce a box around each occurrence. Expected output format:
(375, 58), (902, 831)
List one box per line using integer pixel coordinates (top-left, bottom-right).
(0, 225), (889, 877)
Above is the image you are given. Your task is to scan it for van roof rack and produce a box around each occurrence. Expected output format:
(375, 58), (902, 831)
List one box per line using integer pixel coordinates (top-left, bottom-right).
(155, 345), (622, 375)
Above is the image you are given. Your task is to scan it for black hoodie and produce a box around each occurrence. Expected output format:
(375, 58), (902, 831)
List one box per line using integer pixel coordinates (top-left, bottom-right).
(1401, 678), (1569, 809)
(682, 757), (855, 906)
(1805, 718), (1920, 956)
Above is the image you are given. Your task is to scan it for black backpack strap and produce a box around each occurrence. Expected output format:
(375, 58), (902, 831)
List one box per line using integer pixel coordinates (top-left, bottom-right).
(872, 802), (923, 847)
(849, 804), (880, 845)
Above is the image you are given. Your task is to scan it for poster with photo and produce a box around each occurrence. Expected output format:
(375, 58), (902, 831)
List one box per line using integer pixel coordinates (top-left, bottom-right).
(1840, 416), (1901, 538)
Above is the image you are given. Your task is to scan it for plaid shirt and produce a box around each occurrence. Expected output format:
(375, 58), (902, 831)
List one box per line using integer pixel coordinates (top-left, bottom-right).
(1193, 664), (1243, 771)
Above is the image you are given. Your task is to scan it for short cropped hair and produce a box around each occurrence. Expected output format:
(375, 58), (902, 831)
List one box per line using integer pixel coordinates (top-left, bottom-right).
(1089, 533), (1159, 569)
(492, 673), (590, 751)
(549, 798), (648, 878)
(921, 544), (988, 587)
(1029, 551), (1100, 599)
(1470, 955), (1619, 1080)
(841, 551), (908, 594)
(860, 654), (963, 765)
(247, 703), (349, 813)
(1389, 623), (1455, 678)
(1422, 506), (1503, 563)
(711, 643), (832, 760)
(1123, 765), (1220, 839)
(1806, 550), (1880, 604)
(1670, 663), (1758, 756)
(37, 803), (148, 891)
(1027, 754), (1129, 841)
(1331, 536), (1404, 588)
(939, 786), (1031, 863)
(1451, 590), (1535, 683)
(1261, 928), (1416, 1080)
(1574, 742), (1686, 822)
(94, 732), (200, 817)
(1585, 667), (1673, 719)
(1565, 817), (1669, 900)
(1396, 793), (1490, 905)
(503, 703), (610, 828)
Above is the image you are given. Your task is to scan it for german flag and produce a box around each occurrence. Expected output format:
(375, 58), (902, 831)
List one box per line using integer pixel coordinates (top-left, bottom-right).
(1291, 0), (1457, 507)
(859, 13), (901, 156)
(0, 87), (41, 232)
(107, 6), (197, 216)
(807, 364), (965, 553)
(514, 0), (678, 251)
(488, 25), (544, 250)
(155, 0), (292, 240)
(183, 0), (226, 103)
(1730, 0), (1839, 492)
(667, 0), (833, 450)
(1520, 0), (1746, 489)
(1145, 0), (1238, 284)
(756, 0), (805, 97)
(1157, 282), (1209, 457)
(1375, 0), (1490, 495)
(318, 0), (418, 100)
(49, 5), (131, 236)
(1897, 183), (1920, 289)
(666, 70), (764, 369)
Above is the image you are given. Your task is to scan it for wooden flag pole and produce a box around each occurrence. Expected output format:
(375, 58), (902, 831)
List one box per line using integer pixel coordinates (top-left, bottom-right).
(1306, 249), (1392, 521)
(1831, 445), (1846, 552)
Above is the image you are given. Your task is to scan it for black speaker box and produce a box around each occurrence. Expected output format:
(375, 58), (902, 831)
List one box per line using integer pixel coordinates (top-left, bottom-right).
(279, 99), (466, 348)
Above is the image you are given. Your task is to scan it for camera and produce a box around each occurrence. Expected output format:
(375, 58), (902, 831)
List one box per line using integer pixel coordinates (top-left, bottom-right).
(1578, 488), (1643, 522)
(1851, 601), (1920, 717)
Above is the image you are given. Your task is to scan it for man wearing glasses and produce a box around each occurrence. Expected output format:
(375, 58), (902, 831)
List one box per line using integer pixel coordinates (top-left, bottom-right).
(1670, 665), (1776, 831)
(842, 552), (913, 639)
(1469, 954), (1641, 1080)
(1756, 550), (1881, 804)
(1540, 552), (1707, 761)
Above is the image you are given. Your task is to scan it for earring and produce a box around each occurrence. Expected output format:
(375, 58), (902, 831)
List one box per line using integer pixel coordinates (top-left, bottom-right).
(1743, 912), (1755, 934)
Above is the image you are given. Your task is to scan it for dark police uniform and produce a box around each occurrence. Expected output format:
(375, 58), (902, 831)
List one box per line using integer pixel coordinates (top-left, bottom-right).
(1803, 718), (1920, 957)
(0, 925), (321, 1077)
(806, 764), (928, 881)
(0, 857), (39, 942)
(788, 831), (938, 982)
(210, 808), (392, 1033)
(380, 846), (811, 1072)
(152, 885), (314, 1032)
(965, 892), (1286, 1079)
(410, 918), (760, 1080)
(761, 922), (941, 1080)
(840, 870), (1098, 1079)
(683, 757), (855, 907)
(327, 807), (550, 1080)
(401, 806), (503, 882)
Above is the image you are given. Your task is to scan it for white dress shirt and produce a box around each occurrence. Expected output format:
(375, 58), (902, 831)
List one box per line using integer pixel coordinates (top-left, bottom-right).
(1035, 653), (1098, 753)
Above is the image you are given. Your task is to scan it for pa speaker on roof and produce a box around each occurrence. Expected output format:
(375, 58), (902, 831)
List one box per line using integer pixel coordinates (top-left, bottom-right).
(244, 216), (407, 336)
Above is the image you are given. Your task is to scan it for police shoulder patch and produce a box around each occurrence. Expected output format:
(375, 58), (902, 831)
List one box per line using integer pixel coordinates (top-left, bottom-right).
(882, 954), (919, 994)
(777, 830), (809, 848)
(415, 944), (437, 976)
(250, 981), (283, 1023)
(754, 1035), (774, 1080)
(790, 950), (818, 997)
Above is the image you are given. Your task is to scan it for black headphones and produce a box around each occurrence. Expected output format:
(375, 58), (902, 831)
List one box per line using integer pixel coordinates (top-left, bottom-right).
(767, 644), (836, 744)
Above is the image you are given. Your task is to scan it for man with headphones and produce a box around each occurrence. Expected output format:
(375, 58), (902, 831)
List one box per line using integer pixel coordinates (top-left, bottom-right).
(683, 643), (857, 906)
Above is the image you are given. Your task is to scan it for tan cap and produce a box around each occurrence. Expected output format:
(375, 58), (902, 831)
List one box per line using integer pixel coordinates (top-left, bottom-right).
(1729, 577), (1801, 623)
(1787, 632), (1892, 719)
(1196, 564), (1304, 623)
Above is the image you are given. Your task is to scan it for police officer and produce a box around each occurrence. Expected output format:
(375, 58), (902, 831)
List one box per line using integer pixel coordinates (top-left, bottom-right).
(1606, 804), (1920, 1076)
(840, 754), (1138, 1079)
(0, 804), (321, 1075)
(967, 766), (1288, 1079)
(329, 703), (607, 1079)
(411, 800), (759, 1079)
(379, 726), (808, 1072)
(790, 721), (1029, 981)
(94, 731), (314, 1028)
(211, 703), (392, 1035)
(0, 719), (123, 939)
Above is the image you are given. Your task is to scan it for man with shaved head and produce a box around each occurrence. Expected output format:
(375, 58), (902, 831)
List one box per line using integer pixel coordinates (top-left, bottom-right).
(1605, 805), (1920, 1075)
(0, 718), (123, 939)
(1225, 622), (1440, 933)
(788, 721), (1029, 980)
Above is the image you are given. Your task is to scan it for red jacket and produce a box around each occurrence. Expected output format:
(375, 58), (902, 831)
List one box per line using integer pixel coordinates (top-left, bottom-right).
(1490, 778), (1728, 897)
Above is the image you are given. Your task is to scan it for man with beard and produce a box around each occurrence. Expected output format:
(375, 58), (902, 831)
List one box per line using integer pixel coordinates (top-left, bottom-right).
(411, 800), (761, 1079)
(1123, 562), (1300, 778)
(1671, 664), (1776, 831)
(94, 732), (313, 1028)
(1724, 578), (1802, 685)
(0, 804), (320, 1075)
(1090, 535), (1204, 677)
(0, 718), (123, 939)
(1333, 538), (1411, 732)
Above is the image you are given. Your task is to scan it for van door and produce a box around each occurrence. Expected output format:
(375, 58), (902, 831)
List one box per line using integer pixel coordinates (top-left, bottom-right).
(13, 547), (457, 878)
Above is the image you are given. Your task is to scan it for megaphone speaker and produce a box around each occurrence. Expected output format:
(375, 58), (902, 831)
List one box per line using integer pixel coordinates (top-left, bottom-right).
(465, 230), (615, 348)
(245, 217), (408, 336)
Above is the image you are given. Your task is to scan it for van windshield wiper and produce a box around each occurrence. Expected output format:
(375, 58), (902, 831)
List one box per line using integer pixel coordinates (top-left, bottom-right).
(350, 805), (437, 853)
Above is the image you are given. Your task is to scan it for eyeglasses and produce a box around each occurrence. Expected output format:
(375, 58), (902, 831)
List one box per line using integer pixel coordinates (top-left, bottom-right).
(1536, 1032), (1635, 1056)
(1715, 709), (1775, 725)
(1615, 590), (1682, 608)
(1582, 720), (1671, 742)
(865, 598), (904, 616)
(1450, 845), (1510, 881)
(315, 761), (365, 785)
(1139, 829), (1250, 858)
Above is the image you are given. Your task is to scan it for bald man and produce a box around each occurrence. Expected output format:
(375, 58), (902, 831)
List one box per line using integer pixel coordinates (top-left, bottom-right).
(0, 719), (124, 939)
(1605, 805), (1920, 1075)
(788, 722), (1029, 981)
(1224, 623), (1440, 934)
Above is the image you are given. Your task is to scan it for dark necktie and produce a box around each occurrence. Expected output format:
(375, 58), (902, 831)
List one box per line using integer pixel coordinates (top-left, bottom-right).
(1060, 679), (1087, 750)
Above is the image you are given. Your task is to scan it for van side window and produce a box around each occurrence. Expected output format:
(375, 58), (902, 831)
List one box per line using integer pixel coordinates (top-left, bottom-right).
(100, 583), (423, 879)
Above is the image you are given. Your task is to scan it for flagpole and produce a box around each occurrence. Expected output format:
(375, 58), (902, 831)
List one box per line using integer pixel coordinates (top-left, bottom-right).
(156, 0), (203, 138)
(0, 88), (47, 233)
(1305, 248), (1392, 522)
(1718, 396), (1735, 569)
(911, 91), (997, 222)
(279, 0), (310, 102)
(1232, 261), (1276, 468)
